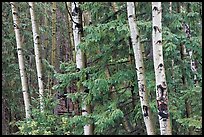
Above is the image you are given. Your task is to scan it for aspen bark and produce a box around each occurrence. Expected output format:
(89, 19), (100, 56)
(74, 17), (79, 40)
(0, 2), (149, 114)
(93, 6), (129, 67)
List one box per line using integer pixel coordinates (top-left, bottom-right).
(11, 2), (31, 118)
(152, 2), (172, 135)
(72, 2), (93, 135)
(169, 2), (172, 13)
(127, 2), (155, 135)
(29, 2), (44, 112)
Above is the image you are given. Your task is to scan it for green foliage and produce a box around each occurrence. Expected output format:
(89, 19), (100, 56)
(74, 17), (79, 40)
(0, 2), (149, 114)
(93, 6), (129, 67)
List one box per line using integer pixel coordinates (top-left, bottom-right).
(2, 2), (202, 135)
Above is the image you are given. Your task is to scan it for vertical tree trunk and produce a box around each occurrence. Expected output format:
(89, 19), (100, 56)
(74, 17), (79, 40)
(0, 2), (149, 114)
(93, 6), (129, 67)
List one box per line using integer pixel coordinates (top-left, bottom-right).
(2, 96), (10, 134)
(182, 3), (195, 134)
(66, 2), (74, 62)
(51, 2), (57, 69)
(127, 2), (155, 135)
(44, 3), (49, 61)
(112, 2), (119, 18)
(51, 2), (59, 115)
(44, 3), (51, 92)
(10, 2), (31, 119)
(71, 2), (93, 135)
(29, 2), (45, 112)
(152, 2), (172, 135)
(169, 2), (172, 13)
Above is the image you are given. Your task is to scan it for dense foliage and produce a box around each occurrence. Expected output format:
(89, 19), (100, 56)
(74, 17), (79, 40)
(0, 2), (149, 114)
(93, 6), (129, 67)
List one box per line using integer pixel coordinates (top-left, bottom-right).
(2, 2), (202, 135)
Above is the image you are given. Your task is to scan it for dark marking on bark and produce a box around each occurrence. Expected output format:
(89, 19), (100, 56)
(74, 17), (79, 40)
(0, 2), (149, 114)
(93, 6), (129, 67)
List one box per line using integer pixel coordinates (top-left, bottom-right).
(75, 23), (83, 33)
(157, 100), (168, 120)
(135, 68), (138, 71)
(157, 63), (163, 69)
(81, 109), (87, 113)
(153, 26), (161, 33)
(136, 35), (139, 40)
(76, 68), (80, 72)
(156, 40), (162, 44)
(162, 81), (167, 87)
(143, 105), (148, 117)
(139, 96), (144, 100)
(13, 11), (17, 15)
(17, 48), (22, 51)
(159, 111), (168, 121)
(153, 26), (157, 32)
(36, 35), (40, 39)
(153, 6), (159, 11)
(141, 84), (145, 92)
(129, 15), (133, 18)
(14, 23), (19, 29)
(72, 6), (80, 16)
(157, 84), (166, 99)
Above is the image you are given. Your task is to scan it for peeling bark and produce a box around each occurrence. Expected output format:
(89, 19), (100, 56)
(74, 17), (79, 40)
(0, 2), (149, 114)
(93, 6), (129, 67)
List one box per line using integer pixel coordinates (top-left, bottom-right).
(152, 2), (172, 135)
(127, 2), (155, 135)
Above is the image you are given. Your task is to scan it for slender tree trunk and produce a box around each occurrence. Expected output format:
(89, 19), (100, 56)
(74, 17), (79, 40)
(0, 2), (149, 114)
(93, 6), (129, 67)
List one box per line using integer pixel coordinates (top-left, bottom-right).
(182, 3), (195, 134)
(66, 2), (74, 62)
(169, 3), (176, 93)
(10, 2), (31, 119)
(72, 2), (93, 135)
(29, 2), (45, 112)
(127, 2), (155, 135)
(2, 96), (10, 134)
(152, 2), (172, 135)
(44, 3), (49, 61)
(50, 2), (59, 115)
(51, 2), (57, 68)
(44, 3), (51, 92)
(169, 2), (172, 13)
(184, 3), (198, 87)
(112, 2), (118, 18)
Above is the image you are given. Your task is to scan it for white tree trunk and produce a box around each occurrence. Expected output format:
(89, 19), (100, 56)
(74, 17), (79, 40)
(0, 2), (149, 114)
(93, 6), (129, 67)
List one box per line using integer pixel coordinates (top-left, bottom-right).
(29, 2), (44, 112)
(152, 2), (172, 135)
(10, 2), (31, 118)
(72, 2), (93, 135)
(169, 2), (172, 13)
(127, 2), (155, 135)
(182, 22), (198, 86)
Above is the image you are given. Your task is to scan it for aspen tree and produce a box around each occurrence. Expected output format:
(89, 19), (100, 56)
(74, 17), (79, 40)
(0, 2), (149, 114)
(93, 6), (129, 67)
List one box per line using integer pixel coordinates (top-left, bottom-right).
(29, 2), (45, 112)
(127, 2), (155, 135)
(152, 2), (172, 135)
(181, 3), (195, 134)
(72, 2), (93, 135)
(169, 2), (172, 13)
(10, 2), (31, 118)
